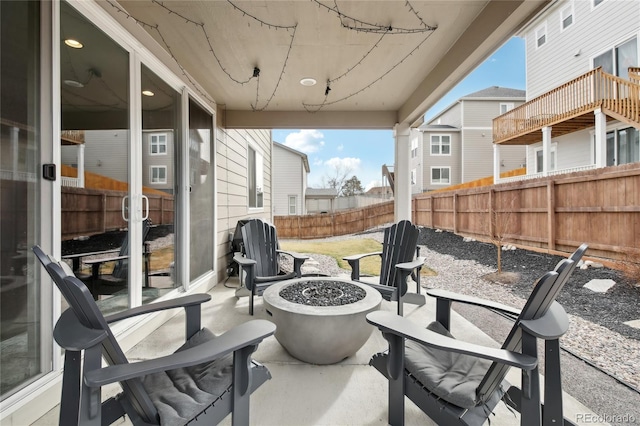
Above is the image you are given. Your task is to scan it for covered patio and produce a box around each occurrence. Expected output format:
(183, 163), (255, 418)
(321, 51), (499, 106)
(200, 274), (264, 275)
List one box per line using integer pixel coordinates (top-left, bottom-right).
(31, 273), (601, 426)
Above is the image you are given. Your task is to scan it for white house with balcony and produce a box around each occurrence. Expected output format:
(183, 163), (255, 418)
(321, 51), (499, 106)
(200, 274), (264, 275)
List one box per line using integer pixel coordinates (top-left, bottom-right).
(493, 0), (640, 183)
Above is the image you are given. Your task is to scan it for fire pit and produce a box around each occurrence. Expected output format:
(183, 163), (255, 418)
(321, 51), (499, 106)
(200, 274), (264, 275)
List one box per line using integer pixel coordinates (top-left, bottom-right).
(263, 277), (382, 364)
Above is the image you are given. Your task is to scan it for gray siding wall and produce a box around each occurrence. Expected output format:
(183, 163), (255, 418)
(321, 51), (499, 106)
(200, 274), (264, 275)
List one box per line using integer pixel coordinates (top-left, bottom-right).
(421, 130), (461, 190)
(525, 0), (640, 99)
(215, 127), (272, 283)
(273, 145), (305, 216)
(431, 103), (462, 127)
(462, 99), (526, 181)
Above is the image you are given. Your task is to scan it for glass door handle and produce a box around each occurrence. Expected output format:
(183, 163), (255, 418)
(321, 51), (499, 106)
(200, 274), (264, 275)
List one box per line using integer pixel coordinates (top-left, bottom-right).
(141, 195), (149, 220)
(122, 195), (129, 222)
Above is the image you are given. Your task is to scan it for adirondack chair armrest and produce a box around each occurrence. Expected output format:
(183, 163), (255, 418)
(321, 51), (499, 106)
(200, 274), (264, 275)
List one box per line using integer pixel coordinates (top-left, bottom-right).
(366, 311), (537, 370)
(343, 251), (383, 280)
(104, 294), (212, 323)
(395, 257), (425, 272)
(233, 253), (257, 268)
(53, 309), (109, 352)
(277, 250), (309, 276)
(343, 251), (383, 262)
(427, 289), (521, 319)
(84, 319), (276, 387)
(83, 255), (129, 265)
(519, 302), (569, 340)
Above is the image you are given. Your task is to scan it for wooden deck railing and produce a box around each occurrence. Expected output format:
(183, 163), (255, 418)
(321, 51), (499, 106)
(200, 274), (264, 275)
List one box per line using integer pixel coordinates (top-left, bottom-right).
(493, 67), (640, 144)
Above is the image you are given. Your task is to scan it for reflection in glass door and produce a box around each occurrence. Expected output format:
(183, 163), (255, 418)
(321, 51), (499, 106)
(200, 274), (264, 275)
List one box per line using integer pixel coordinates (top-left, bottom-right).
(141, 65), (180, 302)
(59, 2), (132, 314)
(0, 0), (47, 398)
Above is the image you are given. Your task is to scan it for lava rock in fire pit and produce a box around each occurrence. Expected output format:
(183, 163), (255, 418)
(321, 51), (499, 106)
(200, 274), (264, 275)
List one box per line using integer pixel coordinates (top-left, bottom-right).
(279, 280), (366, 306)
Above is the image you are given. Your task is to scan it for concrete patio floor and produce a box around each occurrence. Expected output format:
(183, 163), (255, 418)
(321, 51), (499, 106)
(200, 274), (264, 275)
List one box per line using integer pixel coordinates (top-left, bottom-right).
(32, 276), (604, 425)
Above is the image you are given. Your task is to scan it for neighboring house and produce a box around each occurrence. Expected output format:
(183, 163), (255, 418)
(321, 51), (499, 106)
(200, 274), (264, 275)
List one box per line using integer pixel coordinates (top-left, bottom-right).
(494, 0), (640, 182)
(414, 87), (527, 192)
(306, 188), (338, 214)
(272, 142), (310, 216)
(366, 185), (393, 197)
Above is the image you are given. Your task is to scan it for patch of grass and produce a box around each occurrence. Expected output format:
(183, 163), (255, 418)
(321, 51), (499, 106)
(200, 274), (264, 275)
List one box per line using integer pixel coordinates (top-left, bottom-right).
(280, 238), (436, 278)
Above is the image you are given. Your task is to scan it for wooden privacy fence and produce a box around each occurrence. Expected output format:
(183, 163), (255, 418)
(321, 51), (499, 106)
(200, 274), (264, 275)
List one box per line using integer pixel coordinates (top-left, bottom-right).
(275, 201), (394, 239)
(277, 163), (640, 262)
(61, 187), (174, 240)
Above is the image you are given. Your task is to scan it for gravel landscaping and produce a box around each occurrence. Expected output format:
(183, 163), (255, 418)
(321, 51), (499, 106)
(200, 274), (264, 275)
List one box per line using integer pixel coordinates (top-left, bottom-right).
(291, 226), (640, 425)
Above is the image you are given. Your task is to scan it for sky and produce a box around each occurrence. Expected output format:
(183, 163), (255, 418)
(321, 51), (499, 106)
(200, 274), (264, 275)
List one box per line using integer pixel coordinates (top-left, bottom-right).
(273, 37), (526, 192)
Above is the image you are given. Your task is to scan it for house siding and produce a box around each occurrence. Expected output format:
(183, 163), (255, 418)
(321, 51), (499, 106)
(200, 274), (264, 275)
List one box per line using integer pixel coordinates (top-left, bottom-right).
(61, 129), (128, 182)
(525, 0), (640, 99)
(273, 145), (305, 216)
(421, 131), (461, 190)
(215, 127), (272, 283)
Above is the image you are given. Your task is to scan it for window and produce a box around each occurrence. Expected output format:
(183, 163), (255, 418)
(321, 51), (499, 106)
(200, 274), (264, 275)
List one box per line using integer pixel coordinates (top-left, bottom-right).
(500, 103), (514, 114)
(535, 23), (547, 48)
(603, 127), (640, 166)
(593, 36), (638, 78)
(534, 145), (557, 173)
(411, 169), (417, 185)
(560, 3), (574, 30)
(593, 0), (605, 8)
(430, 135), (451, 156)
(431, 167), (450, 184)
(150, 133), (167, 155)
(150, 166), (167, 183)
(411, 138), (418, 158)
(288, 196), (297, 215)
(248, 145), (264, 208)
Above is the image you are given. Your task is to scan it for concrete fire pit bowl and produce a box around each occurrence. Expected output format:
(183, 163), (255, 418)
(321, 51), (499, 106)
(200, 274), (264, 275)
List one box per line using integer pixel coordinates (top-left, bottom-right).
(263, 277), (382, 365)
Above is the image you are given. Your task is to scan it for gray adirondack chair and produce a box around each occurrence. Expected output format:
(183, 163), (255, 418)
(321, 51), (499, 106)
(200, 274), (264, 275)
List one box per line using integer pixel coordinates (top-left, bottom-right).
(64, 219), (152, 299)
(33, 245), (275, 426)
(367, 243), (587, 426)
(343, 220), (426, 316)
(233, 219), (308, 315)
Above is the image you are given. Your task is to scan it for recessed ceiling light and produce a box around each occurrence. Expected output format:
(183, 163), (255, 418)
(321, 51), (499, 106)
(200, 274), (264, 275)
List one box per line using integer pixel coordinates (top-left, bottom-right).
(300, 78), (317, 86)
(142, 90), (155, 97)
(64, 39), (83, 49)
(63, 79), (84, 88)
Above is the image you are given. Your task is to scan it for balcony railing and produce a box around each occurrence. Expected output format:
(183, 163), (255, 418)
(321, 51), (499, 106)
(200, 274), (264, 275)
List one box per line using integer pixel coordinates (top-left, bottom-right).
(498, 164), (597, 183)
(494, 67), (640, 144)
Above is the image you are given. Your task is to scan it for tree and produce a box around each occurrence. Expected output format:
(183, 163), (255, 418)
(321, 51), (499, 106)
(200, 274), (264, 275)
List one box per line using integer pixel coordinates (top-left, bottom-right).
(342, 176), (364, 196)
(321, 163), (354, 196)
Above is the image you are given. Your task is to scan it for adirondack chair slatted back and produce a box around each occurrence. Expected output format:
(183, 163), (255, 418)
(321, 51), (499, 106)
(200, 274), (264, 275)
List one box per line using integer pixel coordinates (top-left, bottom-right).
(111, 218), (152, 279)
(39, 256), (159, 424)
(242, 219), (280, 278)
(476, 258), (574, 402)
(379, 220), (419, 289)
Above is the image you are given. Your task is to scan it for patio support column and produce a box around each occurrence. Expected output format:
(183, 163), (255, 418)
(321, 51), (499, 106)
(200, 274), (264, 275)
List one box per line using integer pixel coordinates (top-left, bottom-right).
(11, 126), (19, 179)
(594, 108), (607, 167)
(493, 143), (501, 183)
(77, 143), (85, 188)
(394, 123), (411, 221)
(542, 126), (551, 176)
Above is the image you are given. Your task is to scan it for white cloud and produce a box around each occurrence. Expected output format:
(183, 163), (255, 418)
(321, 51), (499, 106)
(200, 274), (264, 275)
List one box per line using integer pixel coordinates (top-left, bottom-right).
(365, 180), (381, 191)
(337, 144), (344, 152)
(324, 157), (361, 172)
(312, 158), (324, 166)
(284, 129), (325, 153)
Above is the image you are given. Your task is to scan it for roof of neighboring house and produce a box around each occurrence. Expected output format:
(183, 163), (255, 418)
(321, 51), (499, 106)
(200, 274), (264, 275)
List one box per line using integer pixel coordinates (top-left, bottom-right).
(462, 86), (526, 99)
(366, 186), (393, 195)
(418, 124), (460, 132)
(273, 141), (310, 173)
(306, 188), (338, 198)
(424, 85), (526, 126)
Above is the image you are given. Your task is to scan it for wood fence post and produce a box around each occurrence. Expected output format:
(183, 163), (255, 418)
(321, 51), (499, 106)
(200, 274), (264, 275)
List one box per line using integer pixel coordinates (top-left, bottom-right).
(489, 189), (495, 240)
(547, 180), (556, 251)
(101, 193), (107, 233)
(430, 195), (434, 228)
(453, 193), (458, 234)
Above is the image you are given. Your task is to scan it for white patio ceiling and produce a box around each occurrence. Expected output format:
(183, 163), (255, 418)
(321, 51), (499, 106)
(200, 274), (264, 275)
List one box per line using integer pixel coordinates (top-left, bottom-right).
(103, 0), (549, 129)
